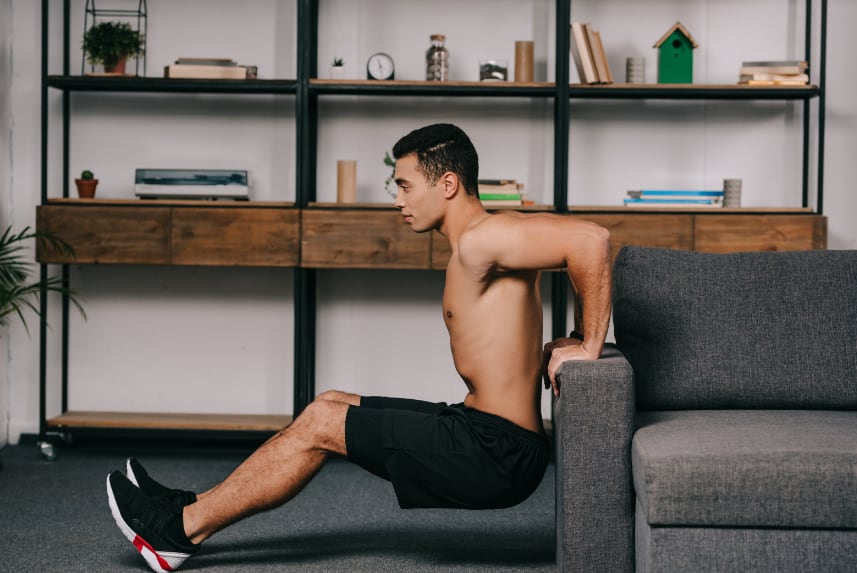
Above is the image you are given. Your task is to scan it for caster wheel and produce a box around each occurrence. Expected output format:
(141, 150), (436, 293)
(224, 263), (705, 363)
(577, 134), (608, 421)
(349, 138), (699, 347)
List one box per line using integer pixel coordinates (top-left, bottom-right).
(38, 441), (58, 461)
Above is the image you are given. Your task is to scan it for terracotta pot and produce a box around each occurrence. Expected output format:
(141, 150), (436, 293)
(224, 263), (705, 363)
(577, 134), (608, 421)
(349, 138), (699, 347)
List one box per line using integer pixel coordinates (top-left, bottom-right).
(104, 57), (127, 75)
(75, 178), (98, 199)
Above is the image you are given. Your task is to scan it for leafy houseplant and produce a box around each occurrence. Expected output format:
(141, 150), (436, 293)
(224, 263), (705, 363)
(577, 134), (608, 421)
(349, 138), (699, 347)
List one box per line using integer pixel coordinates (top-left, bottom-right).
(0, 226), (85, 333)
(82, 21), (144, 74)
(74, 169), (98, 199)
(384, 151), (397, 197)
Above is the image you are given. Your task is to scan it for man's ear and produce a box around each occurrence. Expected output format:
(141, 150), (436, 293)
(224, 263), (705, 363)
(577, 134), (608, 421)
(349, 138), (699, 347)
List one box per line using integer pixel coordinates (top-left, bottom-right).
(439, 171), (460, 199)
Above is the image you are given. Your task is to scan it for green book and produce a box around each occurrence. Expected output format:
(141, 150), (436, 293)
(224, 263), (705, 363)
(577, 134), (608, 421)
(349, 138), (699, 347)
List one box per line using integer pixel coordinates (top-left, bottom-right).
(478, 192), (521, 200)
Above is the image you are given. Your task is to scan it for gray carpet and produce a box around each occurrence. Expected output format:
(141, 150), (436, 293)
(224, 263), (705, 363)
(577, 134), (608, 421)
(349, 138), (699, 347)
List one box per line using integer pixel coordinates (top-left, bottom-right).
(0, 439), (555, 572)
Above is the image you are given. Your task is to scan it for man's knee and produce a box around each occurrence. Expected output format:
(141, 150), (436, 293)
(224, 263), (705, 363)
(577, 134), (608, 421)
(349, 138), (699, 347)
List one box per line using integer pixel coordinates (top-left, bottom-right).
(294, 398), (349, 455)
(315, 390), (360, 406)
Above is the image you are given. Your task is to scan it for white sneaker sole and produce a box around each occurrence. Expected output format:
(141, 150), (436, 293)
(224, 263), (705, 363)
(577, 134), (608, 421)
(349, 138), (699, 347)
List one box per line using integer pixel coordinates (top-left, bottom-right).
(106, 474), (190, 573)
(125, 458), (140, 487)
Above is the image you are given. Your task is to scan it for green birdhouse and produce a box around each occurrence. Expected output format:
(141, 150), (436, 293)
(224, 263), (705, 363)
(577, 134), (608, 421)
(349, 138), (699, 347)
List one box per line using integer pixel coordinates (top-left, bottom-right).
(653, 22), (698, 84)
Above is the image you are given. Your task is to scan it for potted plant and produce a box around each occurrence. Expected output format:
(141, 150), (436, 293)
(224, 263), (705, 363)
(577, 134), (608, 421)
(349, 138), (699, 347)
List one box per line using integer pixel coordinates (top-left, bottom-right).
(383, 151), (396, 197)
(74, 169), (98, 199)
(0, 226), (85, 334)
(82, 20), (144, 75)
(329, 57), (345, 79)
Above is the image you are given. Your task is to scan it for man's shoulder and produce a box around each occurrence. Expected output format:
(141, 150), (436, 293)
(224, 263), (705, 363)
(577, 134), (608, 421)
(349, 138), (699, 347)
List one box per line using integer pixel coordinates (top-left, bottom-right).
(456, 212), (535, 270)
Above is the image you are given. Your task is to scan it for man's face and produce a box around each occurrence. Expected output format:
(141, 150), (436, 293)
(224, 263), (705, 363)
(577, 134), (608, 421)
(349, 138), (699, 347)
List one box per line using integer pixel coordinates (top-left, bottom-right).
(393, 154), (444, 233)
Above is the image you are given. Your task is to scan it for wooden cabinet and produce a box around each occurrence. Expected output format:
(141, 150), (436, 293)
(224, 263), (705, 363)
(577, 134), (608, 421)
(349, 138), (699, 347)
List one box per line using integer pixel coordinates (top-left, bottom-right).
(576, 210), (827, 259)
(693, 214), (827, 253)
(37, 202), (300, 267)
(301, 207), (431, 269)
(171, 207), (299, 267)
(37, 205), (171, 265)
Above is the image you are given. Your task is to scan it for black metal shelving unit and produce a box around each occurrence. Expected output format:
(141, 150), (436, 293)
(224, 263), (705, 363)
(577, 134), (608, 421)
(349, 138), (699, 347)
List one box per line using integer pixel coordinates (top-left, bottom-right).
(37, 0), (827, 454)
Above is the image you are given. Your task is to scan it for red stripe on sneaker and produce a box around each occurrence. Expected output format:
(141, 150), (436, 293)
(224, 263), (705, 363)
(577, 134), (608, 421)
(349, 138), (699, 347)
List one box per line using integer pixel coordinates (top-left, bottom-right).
(133, 535), (173, 572)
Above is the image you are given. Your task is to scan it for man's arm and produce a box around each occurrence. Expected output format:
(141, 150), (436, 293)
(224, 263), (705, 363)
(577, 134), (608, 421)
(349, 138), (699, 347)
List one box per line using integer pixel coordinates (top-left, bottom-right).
(459, 212), (612, 394)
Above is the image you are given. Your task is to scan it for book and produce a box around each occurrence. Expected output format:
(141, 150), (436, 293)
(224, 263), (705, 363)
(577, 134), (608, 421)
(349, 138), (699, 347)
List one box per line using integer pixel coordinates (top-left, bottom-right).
(593, 30), (613, 83)
(628, 189), (724, 199)
(741, 59), (807, 68)
(624, 197), (723, 208)
(584, 24), (612, 84)
(571, 22), (598, 84)
(478, 183), (523, 193)
(741, 79), (809, 86)
(479, 192), (522, 201)
(478, 179), (524, 193)
(164, 64), (248, 79)
(740, 60), (807, 75)
(739, 72), (809, 85)
(481, 199), (523, 207)
(478, 179), (517, 185)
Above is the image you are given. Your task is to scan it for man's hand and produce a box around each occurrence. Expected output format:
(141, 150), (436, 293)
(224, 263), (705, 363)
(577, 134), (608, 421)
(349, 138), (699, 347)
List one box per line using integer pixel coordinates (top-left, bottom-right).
(542, 337), (598, 396)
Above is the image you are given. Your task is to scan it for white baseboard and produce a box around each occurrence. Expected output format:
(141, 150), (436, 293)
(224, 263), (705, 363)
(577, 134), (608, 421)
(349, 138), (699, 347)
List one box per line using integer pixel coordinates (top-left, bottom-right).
(7, 421), (36, 446)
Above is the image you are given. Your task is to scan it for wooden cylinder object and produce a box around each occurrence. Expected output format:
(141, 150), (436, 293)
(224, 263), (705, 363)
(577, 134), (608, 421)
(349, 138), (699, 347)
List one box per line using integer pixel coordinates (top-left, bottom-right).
(336, 160), (357, 203)
(515, 40), (534, 82)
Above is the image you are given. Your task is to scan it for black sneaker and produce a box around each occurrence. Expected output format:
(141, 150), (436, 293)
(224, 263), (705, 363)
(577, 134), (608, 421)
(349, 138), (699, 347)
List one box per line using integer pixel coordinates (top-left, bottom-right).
(106, 471), (199, 573)
(126, 458), (197, 511)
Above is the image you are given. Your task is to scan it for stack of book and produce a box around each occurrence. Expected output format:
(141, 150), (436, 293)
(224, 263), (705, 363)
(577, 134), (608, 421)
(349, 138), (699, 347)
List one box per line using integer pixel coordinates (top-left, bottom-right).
(164, 58), (250, 80)
(738, 60), (808, 86)
(570, 22), (613, 85)
(624, 189), (724, 208)
(478, 179), (525, 207)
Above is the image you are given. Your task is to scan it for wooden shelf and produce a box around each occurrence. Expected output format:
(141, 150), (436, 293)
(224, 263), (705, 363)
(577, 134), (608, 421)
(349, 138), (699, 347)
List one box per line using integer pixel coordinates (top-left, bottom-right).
(307, 201), (553, 211)
(570, 206), (817, 214)
(47, 411), (291, 432)
(309, 79), (556, 97)
(47, 75), (298, 95)
(36, 204), (825, 268)
(46, 198), (296, 208)
(570, 83), (820, 100)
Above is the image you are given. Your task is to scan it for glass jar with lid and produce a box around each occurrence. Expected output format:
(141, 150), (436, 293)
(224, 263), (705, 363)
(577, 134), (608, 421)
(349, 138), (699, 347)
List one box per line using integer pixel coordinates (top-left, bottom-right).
(426, 34), (449, 81)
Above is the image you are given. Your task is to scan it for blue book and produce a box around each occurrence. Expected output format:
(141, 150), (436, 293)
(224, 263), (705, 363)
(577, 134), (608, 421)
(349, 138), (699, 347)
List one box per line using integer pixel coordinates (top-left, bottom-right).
(628, 189), (724, 198)
(624, 197), (722, 206)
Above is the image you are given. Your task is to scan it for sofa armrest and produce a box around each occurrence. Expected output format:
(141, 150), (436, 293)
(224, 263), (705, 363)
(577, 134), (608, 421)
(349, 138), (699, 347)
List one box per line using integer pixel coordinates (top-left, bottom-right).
(554, 345), (635, 573)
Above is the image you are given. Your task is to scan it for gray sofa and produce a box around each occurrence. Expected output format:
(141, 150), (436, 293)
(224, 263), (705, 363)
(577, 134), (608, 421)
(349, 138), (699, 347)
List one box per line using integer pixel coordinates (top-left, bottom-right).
(554, 246), (857, 573)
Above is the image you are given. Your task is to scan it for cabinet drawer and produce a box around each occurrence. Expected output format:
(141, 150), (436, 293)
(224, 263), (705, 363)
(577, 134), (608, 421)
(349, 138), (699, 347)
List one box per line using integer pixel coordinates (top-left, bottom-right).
(301, 209), (430, 269)
(576, 214), (694, 259)
(171, 207), (299, 266)
(36, 205), (170, 264)
(694, 214), (827, 252)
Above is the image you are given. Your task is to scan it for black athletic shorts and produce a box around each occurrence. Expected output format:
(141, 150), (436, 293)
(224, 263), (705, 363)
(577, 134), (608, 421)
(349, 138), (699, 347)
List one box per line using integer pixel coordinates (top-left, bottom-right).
(345, 396), (550, 509)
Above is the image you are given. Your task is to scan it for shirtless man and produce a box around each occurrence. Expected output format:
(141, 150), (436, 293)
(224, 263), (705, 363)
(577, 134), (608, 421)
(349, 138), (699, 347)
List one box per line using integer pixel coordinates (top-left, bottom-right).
(106, 123), (611, 573)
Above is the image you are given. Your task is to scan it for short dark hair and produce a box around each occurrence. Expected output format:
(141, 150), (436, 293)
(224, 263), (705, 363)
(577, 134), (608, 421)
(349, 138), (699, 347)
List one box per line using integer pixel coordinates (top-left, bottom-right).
(392, 123), (479, 197)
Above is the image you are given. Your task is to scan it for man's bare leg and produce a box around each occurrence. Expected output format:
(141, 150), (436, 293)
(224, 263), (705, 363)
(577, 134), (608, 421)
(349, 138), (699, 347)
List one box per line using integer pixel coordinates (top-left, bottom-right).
(182, 391), (361, 544)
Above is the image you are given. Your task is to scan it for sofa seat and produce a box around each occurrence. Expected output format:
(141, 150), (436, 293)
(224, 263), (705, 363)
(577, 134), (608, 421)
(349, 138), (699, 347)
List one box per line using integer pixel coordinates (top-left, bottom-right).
(633, 410), (857, 529)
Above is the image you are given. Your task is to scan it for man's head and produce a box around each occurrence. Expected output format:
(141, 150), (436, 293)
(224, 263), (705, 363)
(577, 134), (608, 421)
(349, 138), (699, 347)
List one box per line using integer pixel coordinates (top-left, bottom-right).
(392, 123), (479, 198)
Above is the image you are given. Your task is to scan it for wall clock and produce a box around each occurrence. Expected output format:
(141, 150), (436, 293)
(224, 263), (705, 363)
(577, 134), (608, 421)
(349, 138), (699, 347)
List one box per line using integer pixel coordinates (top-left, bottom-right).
(367, 52), (395, 80)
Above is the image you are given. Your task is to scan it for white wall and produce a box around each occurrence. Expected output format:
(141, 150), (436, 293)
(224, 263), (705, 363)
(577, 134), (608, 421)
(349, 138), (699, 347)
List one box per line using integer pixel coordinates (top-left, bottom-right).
(1, 0), (12, 447)
(4, 0), (856, 444)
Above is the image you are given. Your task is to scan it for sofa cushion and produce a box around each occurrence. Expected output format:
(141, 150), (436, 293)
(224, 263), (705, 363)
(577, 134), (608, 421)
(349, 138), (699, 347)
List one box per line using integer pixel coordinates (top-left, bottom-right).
(632, 410), (857, 528)
(613, 247), (857, 410)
